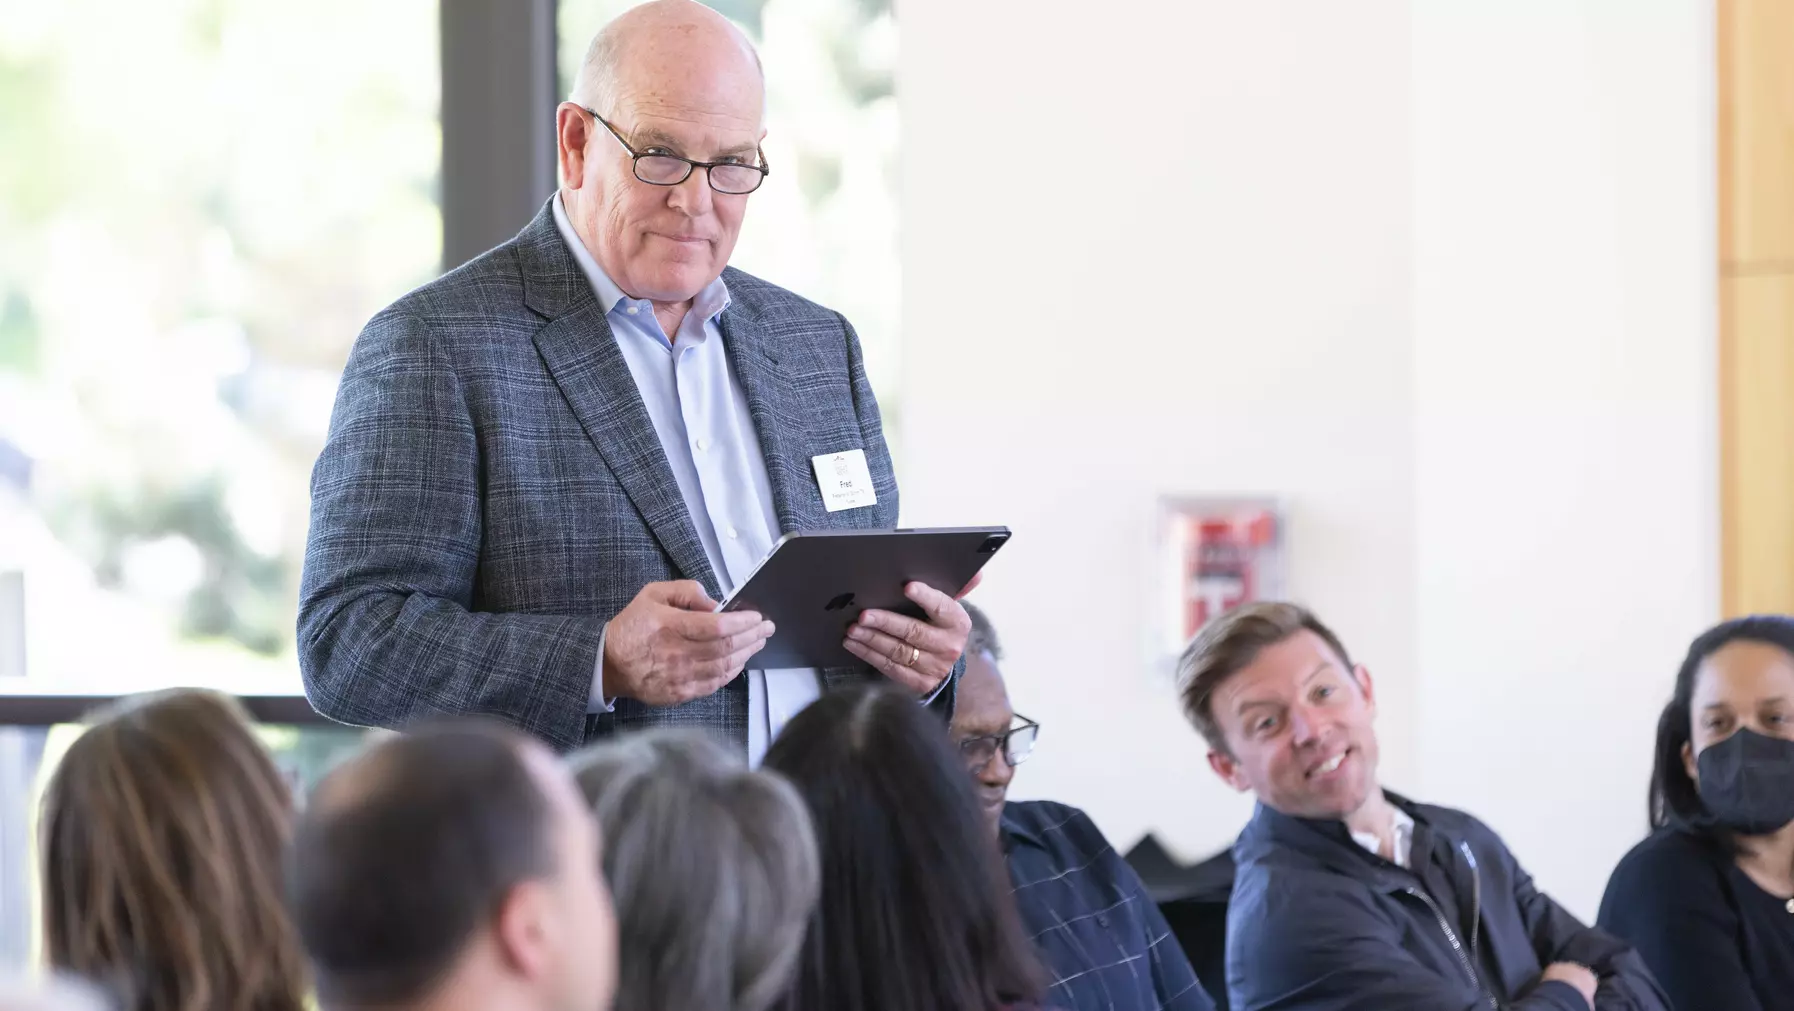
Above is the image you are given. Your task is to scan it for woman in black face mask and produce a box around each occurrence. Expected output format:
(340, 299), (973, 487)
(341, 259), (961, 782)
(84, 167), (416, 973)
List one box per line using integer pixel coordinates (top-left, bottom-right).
(1597, 615), (1794, 1011)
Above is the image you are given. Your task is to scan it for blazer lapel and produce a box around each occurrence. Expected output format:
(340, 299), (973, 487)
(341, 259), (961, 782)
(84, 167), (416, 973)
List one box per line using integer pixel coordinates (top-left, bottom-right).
(720, 300), (820, 535)
(519, 203), (722, 598)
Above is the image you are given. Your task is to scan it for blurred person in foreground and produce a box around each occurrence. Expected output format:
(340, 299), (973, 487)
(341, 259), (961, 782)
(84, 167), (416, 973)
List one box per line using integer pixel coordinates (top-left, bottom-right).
(1598, 615), (1794, 1010)
(38, 689), (307, 1011)
(288, 721), (617, 1011)
(1180, 602), (1669, 1011)
(298, 0), (972, 761)
(953, 602), (1215, 1011)
(763, 684), (1048, 1011)
(568, 729), (819, 1011)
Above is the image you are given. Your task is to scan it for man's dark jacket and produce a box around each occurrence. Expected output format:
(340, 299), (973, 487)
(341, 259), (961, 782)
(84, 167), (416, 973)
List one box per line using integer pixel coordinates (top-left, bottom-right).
(1226, 793), (1672, 1011)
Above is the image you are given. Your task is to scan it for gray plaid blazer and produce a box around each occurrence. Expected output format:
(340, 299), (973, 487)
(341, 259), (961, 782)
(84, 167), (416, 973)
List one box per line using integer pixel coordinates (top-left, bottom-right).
(298, 200), (952, 752)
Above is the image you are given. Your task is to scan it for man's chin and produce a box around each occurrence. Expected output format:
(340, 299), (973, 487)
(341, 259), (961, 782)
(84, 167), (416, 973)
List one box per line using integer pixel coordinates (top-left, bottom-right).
(1277, 783), (1373, 823)
(984, 797), (1007, 834)
(624, 264), (722, 304)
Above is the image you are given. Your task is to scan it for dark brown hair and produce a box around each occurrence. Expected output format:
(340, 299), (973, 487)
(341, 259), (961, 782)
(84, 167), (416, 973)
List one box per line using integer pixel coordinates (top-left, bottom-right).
(39, 689), (306, 1011)
(1176, 601), (1355, 753)
(287, 721), (557, 1008)
(1650, 615), (1794, 854)
(763, 684), (1046, 1011)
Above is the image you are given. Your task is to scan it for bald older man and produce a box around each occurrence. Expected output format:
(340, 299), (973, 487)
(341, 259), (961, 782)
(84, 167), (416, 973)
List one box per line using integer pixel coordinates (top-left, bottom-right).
(299, 0), (969, 760)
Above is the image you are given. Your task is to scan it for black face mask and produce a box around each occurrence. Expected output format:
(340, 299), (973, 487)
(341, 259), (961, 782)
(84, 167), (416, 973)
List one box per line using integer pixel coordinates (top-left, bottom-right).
(1697, 728), (1794, 836)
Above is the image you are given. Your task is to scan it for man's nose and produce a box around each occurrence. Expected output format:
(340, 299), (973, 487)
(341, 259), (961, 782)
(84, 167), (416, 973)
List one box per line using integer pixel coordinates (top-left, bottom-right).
(666, 167), (714, 215)
(1289, 705), (1323, 746)
(982, 749), (1015, 788)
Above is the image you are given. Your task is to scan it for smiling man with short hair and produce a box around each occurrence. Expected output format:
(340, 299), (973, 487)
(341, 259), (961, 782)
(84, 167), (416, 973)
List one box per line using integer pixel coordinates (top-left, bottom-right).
(1180, 601), (1669, 1011)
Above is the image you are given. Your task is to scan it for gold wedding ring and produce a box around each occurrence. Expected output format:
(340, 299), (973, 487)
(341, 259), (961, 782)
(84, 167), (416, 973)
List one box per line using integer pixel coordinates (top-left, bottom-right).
(908, 646), (920, 666)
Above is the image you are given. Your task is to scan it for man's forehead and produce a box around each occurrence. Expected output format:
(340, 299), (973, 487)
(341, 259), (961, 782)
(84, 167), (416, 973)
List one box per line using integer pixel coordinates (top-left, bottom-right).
(609, 35), (764, 123)
(1216, 641), (1342, 711)
(616, 88), (762, 133)
(953, 654), (1013, 728)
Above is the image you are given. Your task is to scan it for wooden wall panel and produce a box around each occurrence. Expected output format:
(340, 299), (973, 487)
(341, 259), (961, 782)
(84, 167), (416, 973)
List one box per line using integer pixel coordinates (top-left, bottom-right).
(1719, 0), (1794, 267)
(1722, 276), (1794, 613)
(1719, 0), (1794, 616)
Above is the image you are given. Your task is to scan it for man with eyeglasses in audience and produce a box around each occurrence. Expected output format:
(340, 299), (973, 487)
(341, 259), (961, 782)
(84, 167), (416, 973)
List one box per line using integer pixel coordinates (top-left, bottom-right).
(953, 602), (1216, 1011)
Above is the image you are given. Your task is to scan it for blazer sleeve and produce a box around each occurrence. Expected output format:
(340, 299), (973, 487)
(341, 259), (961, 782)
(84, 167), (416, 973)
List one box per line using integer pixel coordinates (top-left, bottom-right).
(1227, 870), (1585, 1011)
(297, 310), (600, 751)
(1596, 838), (1763, 1011)
(1504, 846), (1673, 1011)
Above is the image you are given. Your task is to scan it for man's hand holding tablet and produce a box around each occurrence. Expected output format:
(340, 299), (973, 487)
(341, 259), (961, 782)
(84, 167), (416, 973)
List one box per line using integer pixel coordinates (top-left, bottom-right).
(718, 527), (1010, 681)
(844, 577), (979, 695)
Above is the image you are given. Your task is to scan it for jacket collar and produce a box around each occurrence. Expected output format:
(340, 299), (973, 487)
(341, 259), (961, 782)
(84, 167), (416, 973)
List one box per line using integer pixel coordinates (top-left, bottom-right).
(999, 803), (1048, 852)
(1237, 790), (1438, 893)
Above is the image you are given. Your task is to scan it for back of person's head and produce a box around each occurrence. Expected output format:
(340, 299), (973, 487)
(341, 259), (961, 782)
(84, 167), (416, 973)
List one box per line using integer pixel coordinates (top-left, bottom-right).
(1651, 614), (1794, 851)
(962, 600), (1004, 661)
(288, 720), (617, 1011)
(38, 689), (304, 1011)
(762, 684), (1045, 1011)
(569, 730), (818, 1011)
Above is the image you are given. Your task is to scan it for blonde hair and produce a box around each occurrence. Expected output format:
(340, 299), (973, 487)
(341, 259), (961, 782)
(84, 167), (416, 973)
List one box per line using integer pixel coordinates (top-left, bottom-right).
(38, 690), (306, 1011)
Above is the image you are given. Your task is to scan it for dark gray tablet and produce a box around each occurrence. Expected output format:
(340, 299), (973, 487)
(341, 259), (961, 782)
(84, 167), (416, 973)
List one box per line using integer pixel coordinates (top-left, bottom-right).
(718, 526), (1011, 670)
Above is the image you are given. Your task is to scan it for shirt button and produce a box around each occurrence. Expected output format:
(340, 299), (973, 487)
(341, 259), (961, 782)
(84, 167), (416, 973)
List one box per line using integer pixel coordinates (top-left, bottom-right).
(1097, 915), (1111, 928)
(726, 526), (739, 540)
(694, 437), (708, 452)
(625, 306), (639, 315)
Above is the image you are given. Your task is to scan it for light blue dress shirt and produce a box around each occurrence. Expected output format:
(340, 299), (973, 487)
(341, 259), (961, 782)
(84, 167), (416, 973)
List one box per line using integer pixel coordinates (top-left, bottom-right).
(553, 194), (820, 765)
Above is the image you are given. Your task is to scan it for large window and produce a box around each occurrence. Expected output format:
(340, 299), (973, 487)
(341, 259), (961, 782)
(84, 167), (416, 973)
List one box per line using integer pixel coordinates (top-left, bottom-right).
(0, 0), (439, 967)
(0, 0), (442, 696)
(557, 0), (901, 409)
(0, 0), (900, 970)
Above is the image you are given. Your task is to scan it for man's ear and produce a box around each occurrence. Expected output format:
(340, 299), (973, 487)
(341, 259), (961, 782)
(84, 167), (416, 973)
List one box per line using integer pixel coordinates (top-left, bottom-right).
(1207, 748), (1252, 793)
(1353, 664), (1377, 713)
(492, 880), (554, 981)
(555, 103), (592, 189)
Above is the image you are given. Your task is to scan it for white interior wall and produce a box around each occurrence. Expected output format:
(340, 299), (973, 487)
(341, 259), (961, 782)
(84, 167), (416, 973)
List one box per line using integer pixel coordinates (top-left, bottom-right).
(898, 0), (1718, 920)
(898, 0), (1418, 862)
(1410, 0), (1718, 918)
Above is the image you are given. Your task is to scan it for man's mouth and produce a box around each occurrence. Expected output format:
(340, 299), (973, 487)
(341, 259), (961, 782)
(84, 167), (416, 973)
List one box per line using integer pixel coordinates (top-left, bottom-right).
(1307, 749), (1350, 779)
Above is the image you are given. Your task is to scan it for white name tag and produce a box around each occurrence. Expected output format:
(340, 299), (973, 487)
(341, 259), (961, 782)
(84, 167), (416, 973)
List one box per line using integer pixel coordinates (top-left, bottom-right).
(812, 449), (878, 512)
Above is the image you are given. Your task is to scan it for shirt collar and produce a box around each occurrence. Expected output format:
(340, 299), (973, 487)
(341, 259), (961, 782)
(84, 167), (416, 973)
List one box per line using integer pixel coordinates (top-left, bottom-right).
(1350, 804), (1414, 864)
(550, 191), (731, 324)
(999, 803), (1047, 851)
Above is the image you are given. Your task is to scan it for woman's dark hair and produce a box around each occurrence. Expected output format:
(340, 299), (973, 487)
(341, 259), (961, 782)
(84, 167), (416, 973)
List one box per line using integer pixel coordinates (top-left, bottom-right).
(39, 689), (306, 1011)
(763, 684), (1047, 1011)
(1650, 614), (1794, 852)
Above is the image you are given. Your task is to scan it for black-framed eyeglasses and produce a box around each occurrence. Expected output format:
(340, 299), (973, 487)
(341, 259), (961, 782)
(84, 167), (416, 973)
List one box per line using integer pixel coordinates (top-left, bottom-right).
(582, 107), (769, 195)
(959, 715), (1040, 774)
